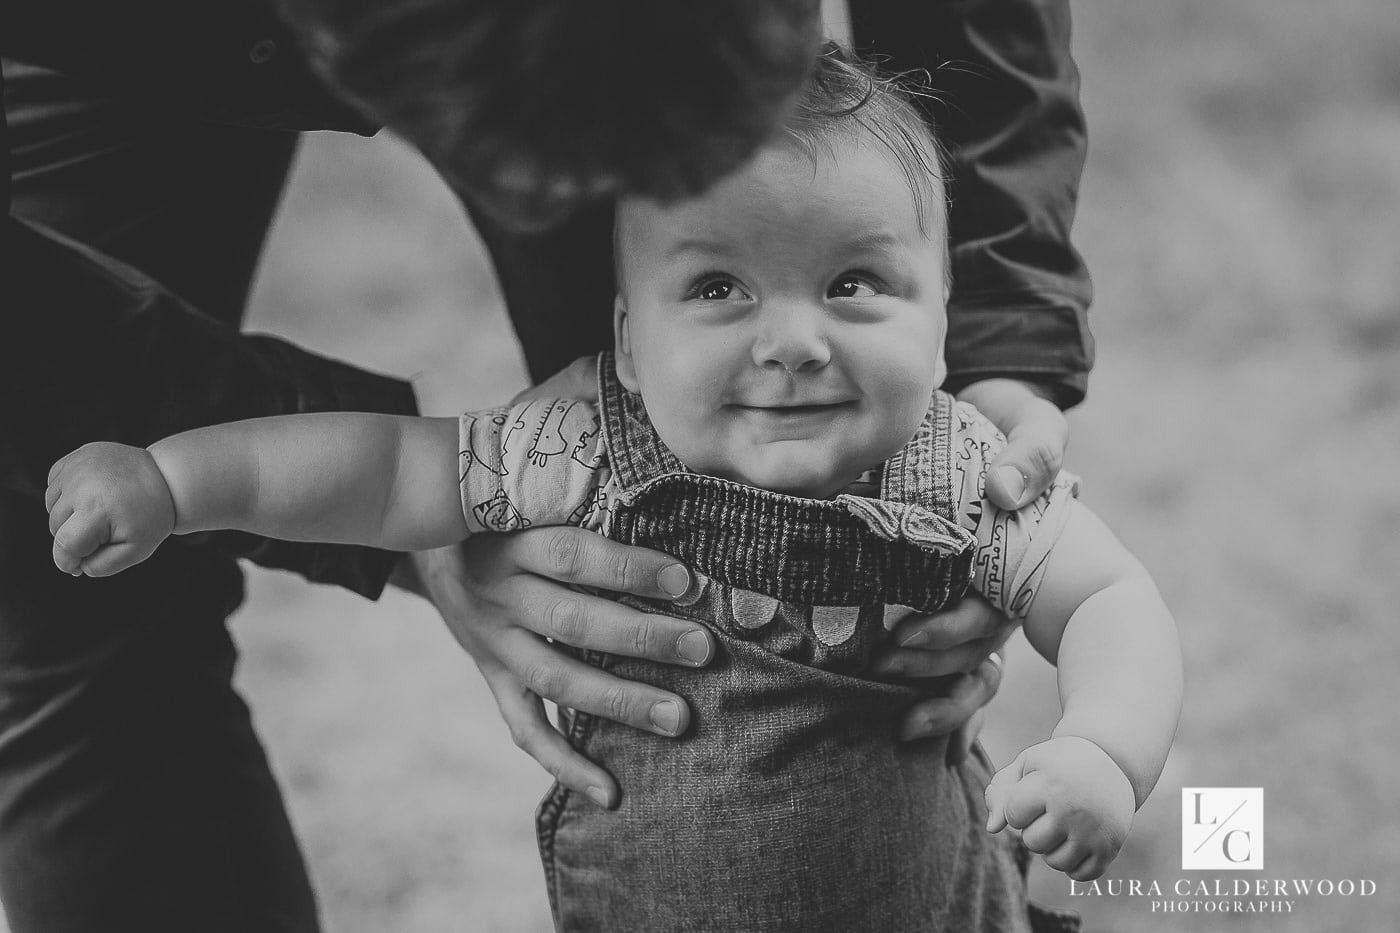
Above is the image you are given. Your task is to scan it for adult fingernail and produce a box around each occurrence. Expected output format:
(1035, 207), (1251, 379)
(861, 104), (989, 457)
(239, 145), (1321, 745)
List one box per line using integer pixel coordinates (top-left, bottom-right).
(658, 564), (691, 598)
(996, 466), (1025, 503)
(899, 630), (928, 649)
(649, 700), (682, 736)
(586, 785), (612, 808)
(676, 630), (712, 666)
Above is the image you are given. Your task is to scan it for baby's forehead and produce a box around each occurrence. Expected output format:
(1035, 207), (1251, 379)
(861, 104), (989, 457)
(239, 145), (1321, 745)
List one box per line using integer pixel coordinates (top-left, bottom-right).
(617, 131), (943, 250)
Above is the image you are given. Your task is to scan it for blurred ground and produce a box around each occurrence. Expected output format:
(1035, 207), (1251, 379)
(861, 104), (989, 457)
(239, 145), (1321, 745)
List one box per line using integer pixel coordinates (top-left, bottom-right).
(95, 0), (1400, 931)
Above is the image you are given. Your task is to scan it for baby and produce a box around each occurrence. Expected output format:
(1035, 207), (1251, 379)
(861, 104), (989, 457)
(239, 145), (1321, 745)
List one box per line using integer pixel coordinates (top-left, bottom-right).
(46, 50), (1180, 932)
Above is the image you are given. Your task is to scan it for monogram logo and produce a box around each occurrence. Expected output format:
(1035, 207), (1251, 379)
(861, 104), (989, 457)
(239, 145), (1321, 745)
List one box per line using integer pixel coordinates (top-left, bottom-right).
(1182, 787), (1264, 870)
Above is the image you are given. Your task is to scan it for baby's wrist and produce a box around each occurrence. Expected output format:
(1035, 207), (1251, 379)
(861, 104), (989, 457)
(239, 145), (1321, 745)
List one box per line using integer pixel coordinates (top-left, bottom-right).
(144, 443), (188, 534)
(1049, 732), (1136, 797)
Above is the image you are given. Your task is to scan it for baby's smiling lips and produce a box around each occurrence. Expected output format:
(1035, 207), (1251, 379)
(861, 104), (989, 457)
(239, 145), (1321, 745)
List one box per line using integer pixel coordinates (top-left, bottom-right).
(730, 400), (857, 430)
(732, 399), (853, 413)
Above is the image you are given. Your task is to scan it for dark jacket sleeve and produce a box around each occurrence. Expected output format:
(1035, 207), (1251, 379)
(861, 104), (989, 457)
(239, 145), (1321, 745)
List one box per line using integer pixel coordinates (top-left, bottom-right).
(850, 0), (1094, 407)
(1, 217), (417, 598)
(3, 0), (373, 135)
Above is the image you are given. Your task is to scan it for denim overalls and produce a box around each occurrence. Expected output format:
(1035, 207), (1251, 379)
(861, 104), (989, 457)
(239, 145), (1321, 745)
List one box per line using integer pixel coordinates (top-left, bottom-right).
(536, 356), (1079, 933)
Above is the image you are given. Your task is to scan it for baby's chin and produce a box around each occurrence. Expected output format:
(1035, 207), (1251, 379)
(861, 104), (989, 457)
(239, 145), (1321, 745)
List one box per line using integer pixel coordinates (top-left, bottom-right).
(690, 451), (871, 501)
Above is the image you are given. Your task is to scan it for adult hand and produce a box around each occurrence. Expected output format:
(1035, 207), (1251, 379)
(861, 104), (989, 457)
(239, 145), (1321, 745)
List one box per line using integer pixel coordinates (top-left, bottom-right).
(876, 599), (1013, 762)
(880, 377), (1070, 760)
(955, 377), (1069, 510)
(397, 529), (712, 810)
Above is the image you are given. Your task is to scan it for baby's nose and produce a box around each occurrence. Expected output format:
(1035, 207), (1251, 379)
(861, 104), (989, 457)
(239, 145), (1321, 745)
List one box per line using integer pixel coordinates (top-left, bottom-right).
(751, 303), (831, 374)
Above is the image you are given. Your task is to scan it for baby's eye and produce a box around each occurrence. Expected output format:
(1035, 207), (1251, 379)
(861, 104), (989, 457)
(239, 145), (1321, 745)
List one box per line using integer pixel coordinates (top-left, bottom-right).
(689, 277), (751, 301)
(828, 275), (879, 299)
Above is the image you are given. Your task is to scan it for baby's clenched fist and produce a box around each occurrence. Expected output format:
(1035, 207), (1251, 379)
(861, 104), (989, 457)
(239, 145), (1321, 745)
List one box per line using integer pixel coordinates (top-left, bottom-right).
(46, 442), (176, 577)
(984, 735), (1135, 881)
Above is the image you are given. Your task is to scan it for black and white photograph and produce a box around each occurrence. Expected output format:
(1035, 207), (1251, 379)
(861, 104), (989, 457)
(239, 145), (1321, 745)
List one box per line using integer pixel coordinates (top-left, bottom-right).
(2, 0), (1396, 930)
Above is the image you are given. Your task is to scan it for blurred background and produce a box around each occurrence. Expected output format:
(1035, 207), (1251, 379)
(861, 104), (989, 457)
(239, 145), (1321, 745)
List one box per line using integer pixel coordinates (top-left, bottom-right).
(17, 0), (1396, 930)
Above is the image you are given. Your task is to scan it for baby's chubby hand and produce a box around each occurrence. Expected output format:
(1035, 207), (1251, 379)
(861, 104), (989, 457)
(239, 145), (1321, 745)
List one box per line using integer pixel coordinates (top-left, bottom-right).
(45, 443), (176, 578)
(984, 735), (1135, 881)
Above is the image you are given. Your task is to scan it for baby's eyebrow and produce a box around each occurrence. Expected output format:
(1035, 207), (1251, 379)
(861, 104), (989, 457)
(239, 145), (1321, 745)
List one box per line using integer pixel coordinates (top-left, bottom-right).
(844, 231), (905, 254)
(663, 237), (737, 261)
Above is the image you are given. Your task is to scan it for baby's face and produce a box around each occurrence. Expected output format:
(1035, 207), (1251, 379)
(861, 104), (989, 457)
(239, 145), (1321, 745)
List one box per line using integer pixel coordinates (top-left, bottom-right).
(614, 134), (947, 499)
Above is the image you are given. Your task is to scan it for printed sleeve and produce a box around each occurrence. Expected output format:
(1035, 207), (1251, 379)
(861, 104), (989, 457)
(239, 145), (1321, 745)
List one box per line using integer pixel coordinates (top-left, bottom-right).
(950, 401), (1080, 619)
(458, 398), (610, 534)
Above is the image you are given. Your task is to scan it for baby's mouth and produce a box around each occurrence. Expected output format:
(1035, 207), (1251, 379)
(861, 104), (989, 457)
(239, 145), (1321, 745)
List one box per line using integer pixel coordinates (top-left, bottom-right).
(732, 401), (856, 419)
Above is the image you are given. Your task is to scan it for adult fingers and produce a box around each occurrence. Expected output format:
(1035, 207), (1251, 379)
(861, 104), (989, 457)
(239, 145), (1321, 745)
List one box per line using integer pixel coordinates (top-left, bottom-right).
(887, 595), (1012, 652)
(492, 626), (691, 738)
(985, 398), (1067, 510)
(945, 708), (985, 766)
(52, 511), (106, 575)
(897, 653), (1004, 742)
(505, 525), (694, 601)
(507, 573), (713, 667)
(877, 628), (1012, 679)
(479, 662), (619, 808)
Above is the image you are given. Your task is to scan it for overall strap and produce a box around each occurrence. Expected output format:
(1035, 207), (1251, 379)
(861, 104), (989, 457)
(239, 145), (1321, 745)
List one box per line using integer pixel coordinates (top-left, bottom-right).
(597, 353), (974, 611)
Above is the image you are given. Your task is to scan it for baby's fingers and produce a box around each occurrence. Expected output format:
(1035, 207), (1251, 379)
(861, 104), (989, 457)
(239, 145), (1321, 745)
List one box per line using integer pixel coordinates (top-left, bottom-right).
(1043, 838), (1089, 874)
(45, 480), (64, 513)
(48, 499), (74, 536)
(46, 451), (76, 487)
(52, 510), (109, 576)
(1066, 851), (1109, 883)
(984, 753), (1025, 832)
(81, 542), (150, 578)
(1021, 814), (1069, 856)
(1002, 771), (1052, 830)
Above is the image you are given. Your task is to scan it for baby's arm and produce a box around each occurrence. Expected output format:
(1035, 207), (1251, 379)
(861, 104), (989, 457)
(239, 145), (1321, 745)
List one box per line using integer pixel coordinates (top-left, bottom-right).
(46, 414), (467, 576)
(983, 501), (1182, 880)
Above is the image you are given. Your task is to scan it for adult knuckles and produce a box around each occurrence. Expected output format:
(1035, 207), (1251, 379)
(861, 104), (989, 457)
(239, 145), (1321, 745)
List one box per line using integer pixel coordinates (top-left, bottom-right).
(523, 661), (566, 701)
(920, 623), (966, 651)
(601, 683), (635, 725)
(607, 547), (641, 593)
(545, 528), (588, 580)
(630, 616), (663, 659)
(544, 597), (588, 642)
(507, 720), (540, 756)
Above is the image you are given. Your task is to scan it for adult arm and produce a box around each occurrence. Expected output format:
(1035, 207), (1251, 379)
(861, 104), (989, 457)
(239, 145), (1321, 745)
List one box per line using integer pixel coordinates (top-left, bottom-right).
(848, 0), (1091, 747)
(3, 11), (714, 805)
(1, 217), (418, 595)
(852, 0), (1089, 512)
(850, 0), (1094, 409)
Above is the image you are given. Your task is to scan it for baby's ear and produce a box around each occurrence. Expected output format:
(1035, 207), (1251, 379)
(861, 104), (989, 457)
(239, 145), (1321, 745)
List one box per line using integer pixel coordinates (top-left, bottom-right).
(613, 296), (641, 391)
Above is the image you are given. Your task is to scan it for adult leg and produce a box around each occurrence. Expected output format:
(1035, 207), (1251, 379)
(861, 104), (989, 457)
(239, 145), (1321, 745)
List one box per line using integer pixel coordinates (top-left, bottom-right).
(2, 61), (318, 933)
